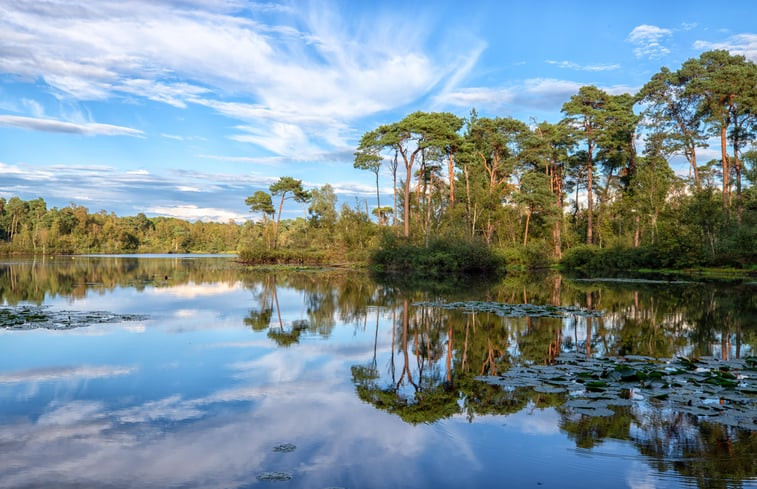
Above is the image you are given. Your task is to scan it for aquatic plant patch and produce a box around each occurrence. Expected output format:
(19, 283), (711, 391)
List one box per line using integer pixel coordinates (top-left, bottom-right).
(477, 353), (757, 430)
(256, 472), (293, 481)
(412, 300), (604, 318)
(0, 305), (147, 330)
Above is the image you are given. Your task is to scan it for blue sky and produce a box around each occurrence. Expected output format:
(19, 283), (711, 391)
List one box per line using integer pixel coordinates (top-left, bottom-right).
(1, 0), (755, 222)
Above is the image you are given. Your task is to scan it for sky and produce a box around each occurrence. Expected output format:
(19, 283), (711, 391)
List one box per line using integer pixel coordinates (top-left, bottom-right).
(1, 0), (755, 222)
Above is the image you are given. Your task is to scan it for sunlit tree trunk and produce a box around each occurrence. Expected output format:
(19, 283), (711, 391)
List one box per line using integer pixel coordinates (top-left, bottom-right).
(447, 153), (455, 206)
(586, 142), (594, 245)
(523, 207), (532, 246)
(720, 125), (730, 209)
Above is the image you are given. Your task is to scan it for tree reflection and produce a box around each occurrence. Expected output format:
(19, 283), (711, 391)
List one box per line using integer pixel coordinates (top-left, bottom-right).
(345, 273), (756, 488)
(5, 257), (755, 487)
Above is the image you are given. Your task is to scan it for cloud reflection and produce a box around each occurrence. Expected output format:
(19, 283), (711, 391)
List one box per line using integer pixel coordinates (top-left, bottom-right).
(0, 365), (136, 384)
(151, 281), (245, 299)
(0, 344), (473, 489)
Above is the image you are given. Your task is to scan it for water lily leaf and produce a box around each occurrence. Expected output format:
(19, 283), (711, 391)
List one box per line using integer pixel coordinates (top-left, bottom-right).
(565, 399), (598, 409)
(0, 305), (147, 330)
(477, 354), (757, 430)
(605, 398), (633, 407)
(257, 472), (293, 481)
(573, 406), (615, 417)
(585, 381), (608, 392)
(272, 443), (297, 453)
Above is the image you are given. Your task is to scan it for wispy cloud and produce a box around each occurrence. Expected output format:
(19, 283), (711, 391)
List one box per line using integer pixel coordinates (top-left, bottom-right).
(0, 1), (472, 159)
(0, 365), (135, 384)
(437, 78), (638, 112)
(21, 98), (45, 117)
(197, 154), (287, 166)
(545, 60), (620, 72)
(627, 24), (672, 59)
(0, 162), (281, 221)
(694, 33), (757, 62)
(0, 115), (144, 136)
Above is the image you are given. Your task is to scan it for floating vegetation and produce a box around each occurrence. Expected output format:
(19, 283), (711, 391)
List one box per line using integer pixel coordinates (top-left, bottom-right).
(256, 472), (293, 481)
(412, 300), (604, 318)
(570, 277), (696, 284)
(0, 305), (147, 330)
(272, 443), (297, 453)
(477, 353), (757, 431)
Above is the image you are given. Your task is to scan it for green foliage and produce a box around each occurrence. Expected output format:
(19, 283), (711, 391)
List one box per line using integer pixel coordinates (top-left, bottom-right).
(0, 198), (248, 255)
(245, 191), (275, 221)
(3, 50), (756, 277)
(237, 245), (327, 265)
(496, 241), (552, 270)
(308, 184), (338, 230)
(560, 245), (660, 272)
(371, 233), (503, 276)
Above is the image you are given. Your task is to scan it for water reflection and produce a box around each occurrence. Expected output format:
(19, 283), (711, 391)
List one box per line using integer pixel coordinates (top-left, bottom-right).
(0, 256), (755, 489)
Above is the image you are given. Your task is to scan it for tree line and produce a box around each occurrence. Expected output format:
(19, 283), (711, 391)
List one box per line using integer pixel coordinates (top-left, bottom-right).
(2, 50), (755, 271)
(243, 50), (756, 271)
(0, 198), (243, 254)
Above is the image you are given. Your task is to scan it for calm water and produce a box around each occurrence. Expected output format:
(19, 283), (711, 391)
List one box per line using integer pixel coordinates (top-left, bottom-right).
(0, 256), (755, 489)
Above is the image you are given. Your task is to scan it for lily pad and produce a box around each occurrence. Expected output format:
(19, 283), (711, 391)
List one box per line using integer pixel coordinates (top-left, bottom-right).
(413, 300), (604, 319)
(475, 354), (757, 430)
(257, 472), (293, 481)
(272, 443), (297, 453)
(0, 305), (147, 330)
(572, 406), (615, 417)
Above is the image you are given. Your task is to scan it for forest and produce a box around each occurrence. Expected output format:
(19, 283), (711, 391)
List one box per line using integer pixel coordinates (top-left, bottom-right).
(1, 50), (755, 273)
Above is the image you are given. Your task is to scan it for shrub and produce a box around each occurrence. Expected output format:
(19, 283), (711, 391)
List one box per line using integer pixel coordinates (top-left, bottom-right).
(237, 245), (326, 265)
(495, 242), (552, 271)
(371, 235), (503, 276)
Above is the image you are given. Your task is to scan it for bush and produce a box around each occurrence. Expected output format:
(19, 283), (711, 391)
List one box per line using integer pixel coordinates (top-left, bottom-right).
(560, 245), (663, 272)
(495, 242), (552, 271)
(560, 245), (599, 270)
(237, 245), (326, 265)
(371, 234), (503, 276)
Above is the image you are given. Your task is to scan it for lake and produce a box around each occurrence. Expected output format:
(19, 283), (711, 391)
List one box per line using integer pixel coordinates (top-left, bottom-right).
(0, 255), (755, 489)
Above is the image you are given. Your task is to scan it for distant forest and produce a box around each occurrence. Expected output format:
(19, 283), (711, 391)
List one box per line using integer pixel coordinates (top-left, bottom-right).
(2, 50), (755, 272)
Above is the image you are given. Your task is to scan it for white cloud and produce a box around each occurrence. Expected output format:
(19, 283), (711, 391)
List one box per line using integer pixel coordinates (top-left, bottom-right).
(0, 162), (24, 174)
(437, 78), (638, 111)
(545, 60), (621, 72)
(146, 204), (248, 222)
(0, 115), (144, 136)
(161, 134), (185, 141)
(693, 33), (757, 62)
(197, 154), (287, 166)
(116, 79), (211, 108)
(436, 87), (515, 108)
(21, 98), (45, 117)
(627, 24), (672, 59)
(229, 121), (321, 156)
(0, 1), (470, 159)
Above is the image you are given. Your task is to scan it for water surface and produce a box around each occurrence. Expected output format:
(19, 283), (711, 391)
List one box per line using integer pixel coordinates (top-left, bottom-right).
(0, 256), (755, 488)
